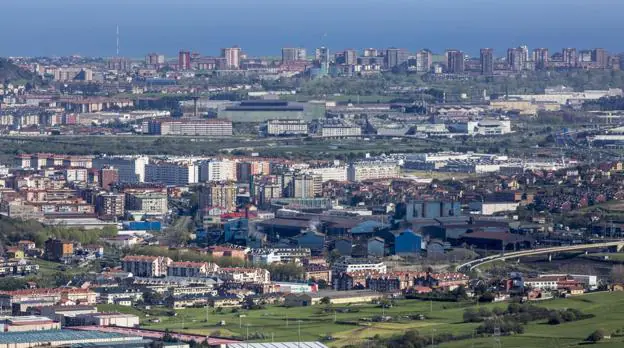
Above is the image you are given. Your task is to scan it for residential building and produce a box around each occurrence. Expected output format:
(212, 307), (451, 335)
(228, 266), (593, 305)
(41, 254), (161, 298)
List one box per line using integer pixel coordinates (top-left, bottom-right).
(198, 181), (237, 214)
(167, 261), (219, 277)
(385, 48), (409, 69)
(99, 166), (119, 190)
(480, 48), (493, 75)
(533, 48), (549, 69)
(332, 257), (387, 274)
(363, 48), (378, 57)
(507, 47), (526, 71)
(266, 119), (308, 136)
(178, 50), (191, 70)
(93, 156), (148, 183)
(309, 166), (348, 182)
(446, 50), (464, 73)
(125, 192), (168, 215)
(343, 49), (357, 65)
(416, 49), (432, 72)
(592, 48), (608, 68)
(347, 161), (400, 181)
(524, 276), (559, 290)
(44, 239), (73, 261)
(563, 48), (577, 68)
(121, 255), (172, 277)
(304, 264), (332, 283)
(282, 47), (307, 62)
(200, 159), (237, 182)
(221, 46), (241, 69)
(144, 161), (199, 186)
(95, 192), (125, 218)
(147, 118), (232, 136)
(321, 124), (361, 137)
(218, 267), (271, 283)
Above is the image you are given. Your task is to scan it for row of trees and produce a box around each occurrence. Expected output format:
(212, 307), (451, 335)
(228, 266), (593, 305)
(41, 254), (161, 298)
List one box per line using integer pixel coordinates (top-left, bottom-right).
(0, 216), (117, 247)
(463, 303), (592, 336)
(127, 246), (245, 268)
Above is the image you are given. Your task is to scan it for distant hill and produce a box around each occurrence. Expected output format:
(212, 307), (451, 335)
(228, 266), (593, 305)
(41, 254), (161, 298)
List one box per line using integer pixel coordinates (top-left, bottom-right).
(0, 58), (38, 84)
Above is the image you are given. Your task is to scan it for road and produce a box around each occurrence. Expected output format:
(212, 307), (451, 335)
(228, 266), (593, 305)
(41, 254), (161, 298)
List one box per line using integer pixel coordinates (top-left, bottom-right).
(457, 240), (624, 272)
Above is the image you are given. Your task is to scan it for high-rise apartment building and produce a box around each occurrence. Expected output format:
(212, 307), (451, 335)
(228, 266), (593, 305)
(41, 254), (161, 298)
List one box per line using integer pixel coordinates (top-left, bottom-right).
(385, 48), (409, 69)
(592, 48), (608, 68)
(344, 49), (357, 65)
(480, 48), (493, 75)
(198, 182), (238, 213)
(99, 166), (119, 190)
(507, 47), (526, 72)
(281, 47), (307, 62)
(178, 50), (191, 70)
(562, 48), (577, 68)
(145, 53), (165, 66)
(95, 192), (125, 218)
(363, 48), (378, 57)
(221, 46), (241, 69)
(199, 160), (237, 182)
(446, 50), (464, 74)
(315, 47), (330, 63)
(416, 49), (432, 73)
(533, 48), (549, 70)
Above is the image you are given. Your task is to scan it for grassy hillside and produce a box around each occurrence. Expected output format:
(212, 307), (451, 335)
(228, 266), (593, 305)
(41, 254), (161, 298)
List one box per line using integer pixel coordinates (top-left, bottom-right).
(109, 291), (624, 347)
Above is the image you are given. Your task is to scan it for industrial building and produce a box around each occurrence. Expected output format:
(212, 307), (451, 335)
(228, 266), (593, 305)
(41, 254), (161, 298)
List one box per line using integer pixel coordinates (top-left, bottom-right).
(220, 100), (314, 122)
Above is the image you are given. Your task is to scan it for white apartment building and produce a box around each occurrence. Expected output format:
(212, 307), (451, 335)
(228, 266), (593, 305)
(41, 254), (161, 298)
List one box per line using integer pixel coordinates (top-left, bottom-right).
(266, 119), (309, 136)
(144, 161), (199, 186)
(309, 166), (348, 182)
(121, 255), (172, 277)
(347, 161), (401, 181)
(524, 276), (559, 290)
(125, 192), (168, 215)
(332, 257), (387, 274)
(321, 125), (362, 137)
(200, 160), (237, 182)
(218, 267), (271, 284)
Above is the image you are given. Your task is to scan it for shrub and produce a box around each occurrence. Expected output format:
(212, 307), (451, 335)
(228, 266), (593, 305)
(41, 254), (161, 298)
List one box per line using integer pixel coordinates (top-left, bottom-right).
(586, 329), (606, 343)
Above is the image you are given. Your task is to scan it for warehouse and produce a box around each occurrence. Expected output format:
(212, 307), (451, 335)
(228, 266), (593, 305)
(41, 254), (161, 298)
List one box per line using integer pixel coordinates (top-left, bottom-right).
(220, 100), (311, 122)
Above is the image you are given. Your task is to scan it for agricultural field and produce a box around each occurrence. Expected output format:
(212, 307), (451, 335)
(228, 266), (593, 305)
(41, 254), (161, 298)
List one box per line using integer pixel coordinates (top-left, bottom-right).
(101, 292), (624, 347)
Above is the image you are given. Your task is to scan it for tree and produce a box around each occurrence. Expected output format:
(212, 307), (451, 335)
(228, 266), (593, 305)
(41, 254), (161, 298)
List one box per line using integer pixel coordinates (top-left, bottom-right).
(547, 311), (563, 325)
(319, 296), (331, 305)
(143, 290), (164, 305)
(463, 308), (481, 323)
(586, 329), (606, 343)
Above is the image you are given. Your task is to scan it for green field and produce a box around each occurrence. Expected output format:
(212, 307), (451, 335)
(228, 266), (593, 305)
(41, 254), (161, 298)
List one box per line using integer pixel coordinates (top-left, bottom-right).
(99, 292), (624, 347)
(582, 253), (624, 262)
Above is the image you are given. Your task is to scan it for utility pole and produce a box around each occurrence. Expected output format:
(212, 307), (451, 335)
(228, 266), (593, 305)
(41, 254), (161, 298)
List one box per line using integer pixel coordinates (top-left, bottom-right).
(298, 320), (302, 348)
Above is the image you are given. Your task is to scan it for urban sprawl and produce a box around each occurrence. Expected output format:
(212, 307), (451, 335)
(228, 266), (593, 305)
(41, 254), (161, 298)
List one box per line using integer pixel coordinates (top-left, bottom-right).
(1, 43), (624, 348)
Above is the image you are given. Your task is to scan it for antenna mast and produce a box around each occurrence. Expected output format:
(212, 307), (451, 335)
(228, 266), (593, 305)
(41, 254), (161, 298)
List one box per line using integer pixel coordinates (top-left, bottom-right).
(116, 25), (120, 56)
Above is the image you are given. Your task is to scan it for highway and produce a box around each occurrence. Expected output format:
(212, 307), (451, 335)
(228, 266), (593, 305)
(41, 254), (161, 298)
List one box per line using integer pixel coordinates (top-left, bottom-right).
(457, 240), (624, 272)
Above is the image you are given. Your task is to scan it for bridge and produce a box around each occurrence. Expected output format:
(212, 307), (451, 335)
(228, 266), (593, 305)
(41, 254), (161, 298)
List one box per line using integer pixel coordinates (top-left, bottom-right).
(457, 241), (624, 272)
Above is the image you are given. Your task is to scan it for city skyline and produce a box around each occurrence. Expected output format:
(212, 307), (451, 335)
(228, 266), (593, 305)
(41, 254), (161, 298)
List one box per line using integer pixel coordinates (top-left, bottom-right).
(1, 0), (624, 57)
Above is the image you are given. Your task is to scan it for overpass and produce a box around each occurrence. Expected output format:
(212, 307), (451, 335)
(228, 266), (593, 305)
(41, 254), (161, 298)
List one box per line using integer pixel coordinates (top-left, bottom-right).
(457, 241), (624, 272)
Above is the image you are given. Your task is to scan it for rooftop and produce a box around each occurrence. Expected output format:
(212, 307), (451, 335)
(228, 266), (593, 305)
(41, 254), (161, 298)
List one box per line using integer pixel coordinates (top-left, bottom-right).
(0, 329), (129, 344)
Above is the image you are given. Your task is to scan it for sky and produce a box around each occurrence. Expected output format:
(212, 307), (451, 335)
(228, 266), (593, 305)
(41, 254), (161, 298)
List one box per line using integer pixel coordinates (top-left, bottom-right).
(0, 0), (622, 58)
